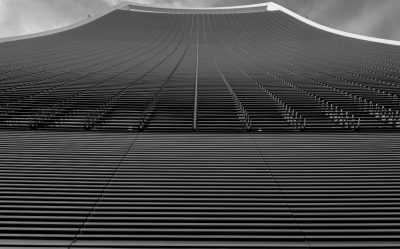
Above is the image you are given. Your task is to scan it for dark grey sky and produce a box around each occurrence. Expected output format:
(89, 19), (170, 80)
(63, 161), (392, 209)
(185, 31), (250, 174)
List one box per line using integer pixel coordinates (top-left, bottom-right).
(1, 0), (400, 41)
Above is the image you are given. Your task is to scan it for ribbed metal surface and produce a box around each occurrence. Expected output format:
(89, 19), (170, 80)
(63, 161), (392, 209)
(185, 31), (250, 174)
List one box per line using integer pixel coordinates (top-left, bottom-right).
(1, 9), (400, 131)
(1, 5), (400, 249)
(0, 130), (399, 248)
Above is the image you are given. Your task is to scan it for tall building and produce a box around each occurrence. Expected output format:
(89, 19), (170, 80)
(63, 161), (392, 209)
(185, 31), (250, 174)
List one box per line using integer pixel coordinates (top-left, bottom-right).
(0, 2), (399, 248)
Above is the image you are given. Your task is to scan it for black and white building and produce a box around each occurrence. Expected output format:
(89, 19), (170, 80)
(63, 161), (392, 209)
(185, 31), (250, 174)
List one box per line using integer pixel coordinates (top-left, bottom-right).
(0, 2), (399, 248)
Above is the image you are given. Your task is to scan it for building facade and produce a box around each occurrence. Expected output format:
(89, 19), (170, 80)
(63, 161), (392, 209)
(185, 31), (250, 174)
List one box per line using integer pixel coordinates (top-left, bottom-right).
(0, 2), (399, 248)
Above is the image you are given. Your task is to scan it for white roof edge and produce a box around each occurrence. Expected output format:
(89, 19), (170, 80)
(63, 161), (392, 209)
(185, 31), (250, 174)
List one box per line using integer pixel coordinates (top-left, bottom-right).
(0, 2), (268, 43)
(127, 2), (268, 11)
(1, 1), (399, 46)
(266, 2), (400, 46)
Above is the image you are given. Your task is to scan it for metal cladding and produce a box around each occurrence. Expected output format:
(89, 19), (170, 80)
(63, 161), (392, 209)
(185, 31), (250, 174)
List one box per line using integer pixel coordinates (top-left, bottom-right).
(0, 3), (400, 132)
(1, 131), (400, 248)
(0, 3), (400, 249)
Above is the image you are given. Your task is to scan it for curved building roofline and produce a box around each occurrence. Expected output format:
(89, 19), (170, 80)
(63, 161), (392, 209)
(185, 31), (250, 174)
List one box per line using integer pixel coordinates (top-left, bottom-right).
(125, 2), (269, 14)
(266, 2), (400, 46)
(1, 1), (399, 46)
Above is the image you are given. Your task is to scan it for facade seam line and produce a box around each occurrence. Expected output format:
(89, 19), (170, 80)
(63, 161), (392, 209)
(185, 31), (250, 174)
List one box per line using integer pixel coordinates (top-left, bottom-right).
(67, 132), (140, 249)
(248, 133), (312, 249)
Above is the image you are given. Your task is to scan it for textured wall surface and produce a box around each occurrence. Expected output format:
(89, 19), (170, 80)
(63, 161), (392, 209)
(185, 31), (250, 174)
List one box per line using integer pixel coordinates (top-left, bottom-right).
(1, 7), (400, 132)
(0, 130), (399, 248)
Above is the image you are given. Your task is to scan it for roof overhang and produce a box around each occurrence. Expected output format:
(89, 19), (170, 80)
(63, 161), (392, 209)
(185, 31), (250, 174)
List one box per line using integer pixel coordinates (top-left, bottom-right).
(124, 3), (269, 14)
(1, 1), (399, 46)
(265, 2), (400, 46)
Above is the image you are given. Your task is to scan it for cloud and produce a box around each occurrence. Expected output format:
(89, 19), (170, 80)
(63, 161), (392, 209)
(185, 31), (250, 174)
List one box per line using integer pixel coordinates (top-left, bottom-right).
(336, 1), (400, 39)
(0, 0), (110, 38)
(103, 0), (123, 5)
(0, 0), (214, 39)
(274, 0), (400, 41)
(102, 0), (209, 8)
